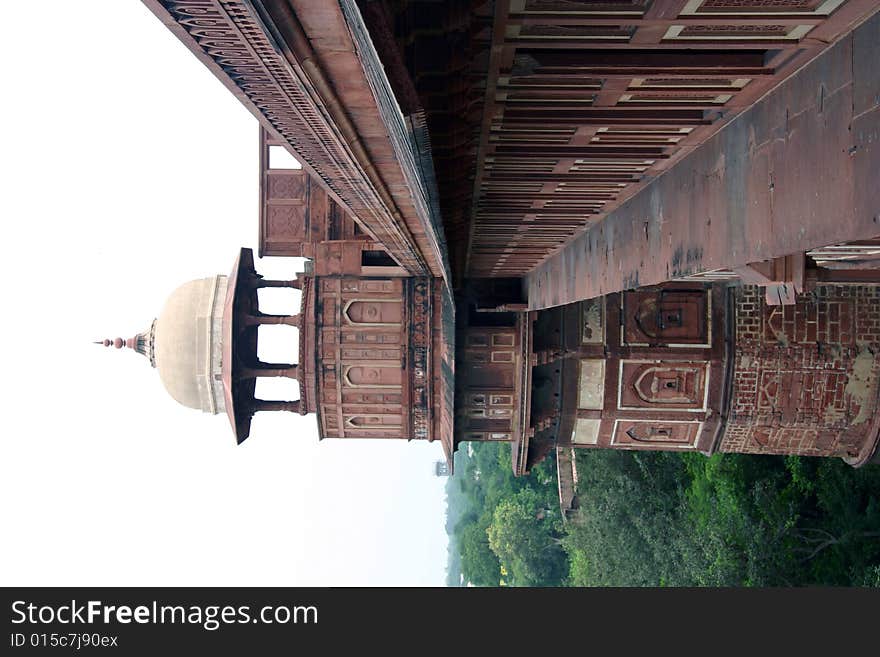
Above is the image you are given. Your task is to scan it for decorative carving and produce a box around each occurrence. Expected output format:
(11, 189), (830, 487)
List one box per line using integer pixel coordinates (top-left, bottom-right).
(623, 288), (710, 346)
(343, 365), (402, 388)
(681, 24), (790, 36)
(296, 275), (310, 415)
(409, 278), (433, 441)
(267, 173), (305, 200)
(344, 415), (402, 428)
(266, 206), (304, 238)
(343, 300), (403, 326)
(613, 420), (702, 448)
(617, 361), (709, 410)
(699, 0), (820, 10)
(518, 24), (635, 38)
(522, 0), (649, 12)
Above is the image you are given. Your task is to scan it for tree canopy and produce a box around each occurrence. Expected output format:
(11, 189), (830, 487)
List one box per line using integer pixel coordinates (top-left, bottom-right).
(446, 442), (880, 587)
(487, 486), (567, 586)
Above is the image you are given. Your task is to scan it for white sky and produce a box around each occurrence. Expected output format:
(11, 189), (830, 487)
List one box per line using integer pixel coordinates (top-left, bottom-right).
(0, 1), (448, 586)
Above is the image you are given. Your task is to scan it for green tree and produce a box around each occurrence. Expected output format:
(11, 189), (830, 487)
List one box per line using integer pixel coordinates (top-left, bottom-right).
(460, 520), (501, 586)
(566, 548), (592, 586)
(563, 449), (880, 587)
(487, 486), (567, 586)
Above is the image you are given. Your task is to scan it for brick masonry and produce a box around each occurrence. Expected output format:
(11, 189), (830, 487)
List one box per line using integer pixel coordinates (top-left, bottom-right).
(720, 285), (880, 459)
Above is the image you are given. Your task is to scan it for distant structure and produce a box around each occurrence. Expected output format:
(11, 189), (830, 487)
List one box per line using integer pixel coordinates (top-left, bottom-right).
(103, 2), (880, 506)
(434, 461), (451, 477)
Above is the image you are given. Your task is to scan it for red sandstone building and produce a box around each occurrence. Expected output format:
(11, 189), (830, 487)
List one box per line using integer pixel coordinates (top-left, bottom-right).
(103, 1), (880, 509)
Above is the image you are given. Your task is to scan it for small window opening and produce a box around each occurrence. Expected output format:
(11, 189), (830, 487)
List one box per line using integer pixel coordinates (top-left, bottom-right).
(361, 250), (398, 267)
(268, 145), (302, 170)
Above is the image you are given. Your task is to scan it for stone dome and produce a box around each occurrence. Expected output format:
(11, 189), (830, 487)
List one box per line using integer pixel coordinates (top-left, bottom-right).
(153, 275), (229, 414)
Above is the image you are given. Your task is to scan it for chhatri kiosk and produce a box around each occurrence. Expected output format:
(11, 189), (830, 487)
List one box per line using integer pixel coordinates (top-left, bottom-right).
(100, 249), (303, 442)
(101, 246), (456, 461)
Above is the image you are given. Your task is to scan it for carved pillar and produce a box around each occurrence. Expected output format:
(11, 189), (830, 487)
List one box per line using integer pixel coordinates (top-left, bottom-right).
(243, 313), (299, 327)
(251, 399), (301, 413)
(240, 363), (298, 379)
(251, 276), (302, 290)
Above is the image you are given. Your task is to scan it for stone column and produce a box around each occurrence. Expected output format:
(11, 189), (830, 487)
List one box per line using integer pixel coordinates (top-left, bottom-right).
(243, 313), (299, 327)
(240, 363), (298, 379)
(251, 276), (302, 290)
(252, 399), (301, 413)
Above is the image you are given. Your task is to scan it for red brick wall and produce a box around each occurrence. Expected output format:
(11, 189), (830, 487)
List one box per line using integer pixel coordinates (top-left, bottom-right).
(720, 285), (880, 459)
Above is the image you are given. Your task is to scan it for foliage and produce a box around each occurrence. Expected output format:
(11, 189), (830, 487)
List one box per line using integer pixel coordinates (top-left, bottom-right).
(566, 548), (591, 587)
(460, 521), (499, 586)
(446, 440), (880, 587)
(444, 442), (562, 586)
(562, 450), (880, 586)
(487, 487), (567, 586)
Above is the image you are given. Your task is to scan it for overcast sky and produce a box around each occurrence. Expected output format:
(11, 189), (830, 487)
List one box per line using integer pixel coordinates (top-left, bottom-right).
(0, 1), (448, 586)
